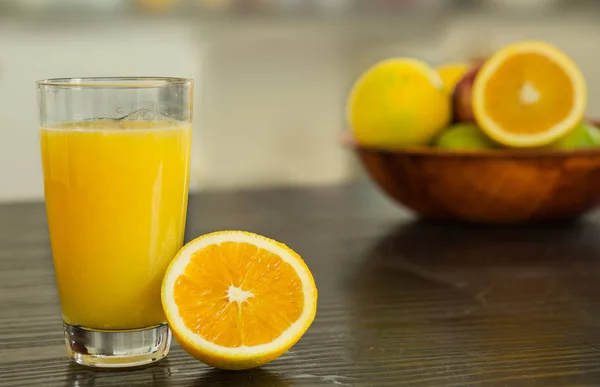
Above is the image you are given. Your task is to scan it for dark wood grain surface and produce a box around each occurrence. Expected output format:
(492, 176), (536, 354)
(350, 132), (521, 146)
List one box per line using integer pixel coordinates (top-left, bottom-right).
(3, 183), (600, 386)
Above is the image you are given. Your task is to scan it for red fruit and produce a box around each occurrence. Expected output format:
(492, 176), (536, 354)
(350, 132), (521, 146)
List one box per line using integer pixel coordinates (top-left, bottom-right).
(452, 66), (481, 123)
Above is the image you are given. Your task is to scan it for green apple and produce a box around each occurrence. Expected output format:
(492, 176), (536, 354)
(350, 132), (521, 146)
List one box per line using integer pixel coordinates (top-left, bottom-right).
(435, 123), (497, 151)
(550, 122), (600, 150)
(587, 124), (600, 146)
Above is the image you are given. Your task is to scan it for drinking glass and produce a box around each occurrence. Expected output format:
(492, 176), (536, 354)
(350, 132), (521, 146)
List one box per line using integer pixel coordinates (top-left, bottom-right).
(37, 77), (193, 368)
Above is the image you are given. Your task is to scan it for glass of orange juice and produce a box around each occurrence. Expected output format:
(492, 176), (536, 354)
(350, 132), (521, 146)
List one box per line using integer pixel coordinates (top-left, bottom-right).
(37, 77), (193, 368)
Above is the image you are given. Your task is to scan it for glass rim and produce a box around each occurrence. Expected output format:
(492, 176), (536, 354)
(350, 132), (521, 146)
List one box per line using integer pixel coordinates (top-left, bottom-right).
(36, 77), (193, 89)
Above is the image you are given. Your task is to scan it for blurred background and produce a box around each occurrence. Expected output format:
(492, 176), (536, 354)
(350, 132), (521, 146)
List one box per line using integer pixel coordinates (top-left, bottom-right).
(3, 0), (600, 203)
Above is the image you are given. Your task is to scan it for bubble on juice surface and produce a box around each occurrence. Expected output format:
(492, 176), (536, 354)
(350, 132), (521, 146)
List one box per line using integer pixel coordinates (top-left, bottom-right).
(118, 108), (168, 122)
(114, 109), (180, 130)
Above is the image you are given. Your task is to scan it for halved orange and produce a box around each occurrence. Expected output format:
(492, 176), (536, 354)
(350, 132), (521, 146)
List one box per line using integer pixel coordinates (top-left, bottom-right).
(472, 41), (587, 147)
(161, 231), (317, 370)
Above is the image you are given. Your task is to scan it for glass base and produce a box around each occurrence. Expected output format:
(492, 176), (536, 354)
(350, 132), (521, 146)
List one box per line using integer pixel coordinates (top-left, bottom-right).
(64, 322), (171, 368)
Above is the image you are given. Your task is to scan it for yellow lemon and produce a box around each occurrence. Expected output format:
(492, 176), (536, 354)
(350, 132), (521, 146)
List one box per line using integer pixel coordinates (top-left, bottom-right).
(347, 58), (451, 149)
(436, 62), (471, 92)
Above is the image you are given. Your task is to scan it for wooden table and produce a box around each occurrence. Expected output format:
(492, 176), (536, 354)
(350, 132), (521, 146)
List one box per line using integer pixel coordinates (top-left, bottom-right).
(3, 184), (600, 386)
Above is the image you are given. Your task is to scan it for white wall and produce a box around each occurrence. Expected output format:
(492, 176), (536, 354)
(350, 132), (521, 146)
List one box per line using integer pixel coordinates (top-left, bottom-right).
(0, 18), (200, 202)
(195, 23), (353, 190)
(2, 12), (600, 202)
(0, 18), (356, 202)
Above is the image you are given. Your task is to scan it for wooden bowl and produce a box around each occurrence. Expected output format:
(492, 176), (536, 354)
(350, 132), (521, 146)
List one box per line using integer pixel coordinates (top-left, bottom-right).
(344, 134), (600, 224)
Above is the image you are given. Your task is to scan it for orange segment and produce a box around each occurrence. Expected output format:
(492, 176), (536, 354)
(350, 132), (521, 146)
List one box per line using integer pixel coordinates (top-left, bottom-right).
(472, 41), (587, 147)
(173, 242), (304, 347)
(162, 231), (317, 370)
(482, 53), (575, 135)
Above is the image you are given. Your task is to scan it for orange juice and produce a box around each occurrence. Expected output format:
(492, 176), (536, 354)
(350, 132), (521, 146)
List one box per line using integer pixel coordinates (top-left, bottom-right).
(40, 120), (191, 330)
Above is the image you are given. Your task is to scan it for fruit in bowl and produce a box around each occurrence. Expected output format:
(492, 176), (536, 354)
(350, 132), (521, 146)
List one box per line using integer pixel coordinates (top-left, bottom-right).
(435, 123), (498, 151)
(549, 122), (600, 150)
(345, 40), (600, 223)
(451, 66), (480, 123)
(472, 41), (587, 148)
(346, 58), (451, 149)
(436, 62), (470, 93)
(347, 40), (589, 151)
